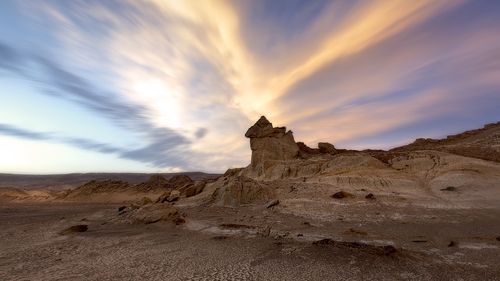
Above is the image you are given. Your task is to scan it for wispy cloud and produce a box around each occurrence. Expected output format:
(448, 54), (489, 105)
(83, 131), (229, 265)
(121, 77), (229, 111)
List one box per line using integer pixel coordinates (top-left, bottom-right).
(0, 40), (195, 169)
(1, 0), (499, 172)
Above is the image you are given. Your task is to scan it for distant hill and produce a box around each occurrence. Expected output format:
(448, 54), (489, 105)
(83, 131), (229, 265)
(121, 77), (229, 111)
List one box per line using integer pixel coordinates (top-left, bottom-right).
(0, 172), (221, 190)
(391, 121), (500, 163)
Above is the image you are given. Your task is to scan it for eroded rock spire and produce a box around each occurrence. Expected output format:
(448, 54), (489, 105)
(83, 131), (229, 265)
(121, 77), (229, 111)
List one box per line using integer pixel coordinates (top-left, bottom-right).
(245, 116), (299, 176)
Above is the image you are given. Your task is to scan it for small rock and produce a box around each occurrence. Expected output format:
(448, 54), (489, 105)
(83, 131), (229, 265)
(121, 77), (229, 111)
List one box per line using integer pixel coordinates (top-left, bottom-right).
(348, 228), (367, 235)
(60, 225), (88, 235)
(313, 238), (335, 246)
(220, 223), (256, 229)
(139, 197), (153, 205)
(382, 245), (397, 255)
(184, 181), (206, 197)
(260, 225), (271, 237)
(441, 186), (457, 192)
(155, 191), (171, 203)
(118, 206), (126, 212)
(365, 193), (376, 200)
(266, 199), (280, 208)
(212, 236), (229, 240)
(331, 191), (353, 199)
(167, 190), (181, 202)
(173, 217), (185, 225)
(448, 241), (457, 247)
(496, 236), (500, 241)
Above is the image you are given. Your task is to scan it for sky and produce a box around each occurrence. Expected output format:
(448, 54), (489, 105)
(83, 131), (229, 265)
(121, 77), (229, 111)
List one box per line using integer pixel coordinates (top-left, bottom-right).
(0, 0), (499, 174)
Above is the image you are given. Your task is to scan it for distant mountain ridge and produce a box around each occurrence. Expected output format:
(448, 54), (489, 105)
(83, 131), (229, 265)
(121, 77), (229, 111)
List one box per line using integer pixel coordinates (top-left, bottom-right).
(391, 121), (500, 163)
(0, 172), (221, 190)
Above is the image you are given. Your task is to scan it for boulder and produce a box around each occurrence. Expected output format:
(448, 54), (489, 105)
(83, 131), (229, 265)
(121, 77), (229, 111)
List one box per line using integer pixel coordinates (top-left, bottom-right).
(318, 142), (337, 154)
(213, 176), (276, 206)
(331, 191), (354, 199)
(184, 181), (206, 197)
(365, 193), (376, 200)
(167, 190), (181, 202)
(156, 191), (172, 203)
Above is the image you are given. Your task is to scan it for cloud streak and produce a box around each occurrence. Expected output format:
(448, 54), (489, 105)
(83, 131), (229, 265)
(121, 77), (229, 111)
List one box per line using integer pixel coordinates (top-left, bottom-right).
(1, 0), (500, 172)
(0, 40), (196, 169)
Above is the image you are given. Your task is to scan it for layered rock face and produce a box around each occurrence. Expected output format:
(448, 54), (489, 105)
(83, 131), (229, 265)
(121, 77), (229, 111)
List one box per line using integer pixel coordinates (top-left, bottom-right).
(244, 116), (299, 177)
(207, 116), (500, 208)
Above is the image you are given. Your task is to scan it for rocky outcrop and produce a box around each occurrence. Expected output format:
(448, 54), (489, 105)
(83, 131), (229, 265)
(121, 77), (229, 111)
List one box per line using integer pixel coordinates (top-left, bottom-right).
(184, 181), (206, 197)
(117, 202), (183, 224)
(168, 175), (194, 187)
(134, 174), (195, 192)
(65, 180), (131, 196)
(134, 175), (170, 191)
(244, 116), (299, 177)
(212, 176), (276, 206)
(297, 142), (320, 157)
(391, 122), (500, 163)
(318, 142), (337, 154)
(208, 116), (500, 208)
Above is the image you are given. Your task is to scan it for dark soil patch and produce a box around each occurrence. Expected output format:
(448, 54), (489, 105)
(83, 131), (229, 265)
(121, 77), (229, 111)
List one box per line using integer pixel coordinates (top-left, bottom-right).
(313, 239), (397, 256)
(60, 224), (88, 235)
(219, 223), (256, 229)
(331, 191), (353, 199)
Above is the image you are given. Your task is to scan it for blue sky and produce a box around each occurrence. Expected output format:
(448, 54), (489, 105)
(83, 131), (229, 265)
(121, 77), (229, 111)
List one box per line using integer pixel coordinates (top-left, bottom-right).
(0, 0), (499, 174)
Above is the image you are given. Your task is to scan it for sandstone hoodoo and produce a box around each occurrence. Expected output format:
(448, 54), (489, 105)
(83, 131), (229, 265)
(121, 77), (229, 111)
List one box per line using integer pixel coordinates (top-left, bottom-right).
(245, 116), (299, 176)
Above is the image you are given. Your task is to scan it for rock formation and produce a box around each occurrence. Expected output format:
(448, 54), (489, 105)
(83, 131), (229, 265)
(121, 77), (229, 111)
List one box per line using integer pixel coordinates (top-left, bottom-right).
(318, 142), (337, 154)
(244, 116), (299, 176)
(207, 116), (500, 208)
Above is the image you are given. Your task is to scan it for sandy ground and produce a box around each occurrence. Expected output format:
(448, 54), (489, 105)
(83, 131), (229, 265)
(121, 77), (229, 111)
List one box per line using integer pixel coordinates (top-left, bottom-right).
(1, 202), (500, 281)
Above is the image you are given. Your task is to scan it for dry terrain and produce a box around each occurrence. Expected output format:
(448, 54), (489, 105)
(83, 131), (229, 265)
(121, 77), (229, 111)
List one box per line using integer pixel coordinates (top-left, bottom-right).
(1, 117), (500, 280)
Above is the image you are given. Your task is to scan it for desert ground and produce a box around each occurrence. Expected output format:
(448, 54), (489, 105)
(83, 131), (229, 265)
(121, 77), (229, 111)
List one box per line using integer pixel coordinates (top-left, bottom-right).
(1, 117), (500, 280)
(1, 202), (500, 281)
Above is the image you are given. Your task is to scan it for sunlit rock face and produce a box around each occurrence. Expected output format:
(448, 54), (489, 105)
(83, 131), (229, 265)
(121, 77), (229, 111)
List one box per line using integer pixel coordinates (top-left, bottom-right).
(207, 116), (500, 209)
(244, 116), (299, 177)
